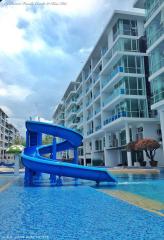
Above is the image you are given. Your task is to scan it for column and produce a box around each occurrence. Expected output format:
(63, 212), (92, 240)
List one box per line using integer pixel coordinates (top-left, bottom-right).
(116, 132), (121, 164)
(73, 147), (78, 164)
(125, 122), (132, 167)
(14, 154), (19, 176)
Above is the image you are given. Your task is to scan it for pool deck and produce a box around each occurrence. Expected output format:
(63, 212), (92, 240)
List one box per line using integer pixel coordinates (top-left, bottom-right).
(109, 168), (160, 174)
(0, 167), (160, 175)
(100, 189), (164, 217)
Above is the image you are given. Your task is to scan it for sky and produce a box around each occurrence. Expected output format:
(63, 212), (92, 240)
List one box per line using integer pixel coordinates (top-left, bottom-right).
(0, 0), (142, 135)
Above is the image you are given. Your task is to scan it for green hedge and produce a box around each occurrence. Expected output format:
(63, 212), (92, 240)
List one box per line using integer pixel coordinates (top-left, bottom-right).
(92, 160), (104, 166)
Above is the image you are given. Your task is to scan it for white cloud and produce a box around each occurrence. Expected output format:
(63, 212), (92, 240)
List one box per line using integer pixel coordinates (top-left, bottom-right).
(0, 80), (32, 100)
(33, 0), (107, 18)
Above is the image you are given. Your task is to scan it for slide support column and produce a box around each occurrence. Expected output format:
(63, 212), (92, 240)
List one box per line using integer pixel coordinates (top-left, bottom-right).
(73, 147), (78, 164)
(52, 138), (56, 160)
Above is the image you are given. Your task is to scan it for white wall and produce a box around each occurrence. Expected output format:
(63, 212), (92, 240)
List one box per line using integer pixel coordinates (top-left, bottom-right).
(104, 149), (120, 167)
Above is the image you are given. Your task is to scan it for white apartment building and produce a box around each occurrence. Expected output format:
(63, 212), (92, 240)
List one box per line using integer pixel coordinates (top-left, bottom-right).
(134, 0), (164, 160)
(0, 108), (20, 165)
(53, 10), (164, 167)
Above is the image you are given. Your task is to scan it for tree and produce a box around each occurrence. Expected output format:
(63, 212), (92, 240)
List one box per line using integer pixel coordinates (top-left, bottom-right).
(13, 136), (25, 146)
(126, 141), (137, 152)
(135, 138), (160, 162)
(42, 135), (53, 145)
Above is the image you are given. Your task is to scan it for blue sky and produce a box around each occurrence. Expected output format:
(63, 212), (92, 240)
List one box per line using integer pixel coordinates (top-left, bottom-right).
(0, 0), (142, 135)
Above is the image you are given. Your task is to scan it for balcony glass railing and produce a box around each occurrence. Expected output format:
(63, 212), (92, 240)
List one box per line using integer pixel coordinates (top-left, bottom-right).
(150, 58), (164, 75)
(76, 108), (82, 114)
(93, 73), (100, 84)
(145, 0), (163, 21)
(87, 129), (93, 135)
(101, 48), (108, 56)
(95, 125), (101, 132)
(86, 99), (92, 107)
(102, 88), (146, 107)
(94, 91), (100, 99)
(102, 88), (125, 107)
(151, 90), (164, 104)
(147, 25), (164, 48)
(87, 114), (93, 121)
(77, 93), (82, 101)
(86, 84), (92, 93)
(102, 66), (124, 88)
(103, 110), (148, 126)
(94, 108), (101, 115)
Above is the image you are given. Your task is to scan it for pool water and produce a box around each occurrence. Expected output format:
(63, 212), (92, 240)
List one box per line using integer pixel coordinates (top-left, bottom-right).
(111, 170), (164, 203)
(0, 172), (164, 240)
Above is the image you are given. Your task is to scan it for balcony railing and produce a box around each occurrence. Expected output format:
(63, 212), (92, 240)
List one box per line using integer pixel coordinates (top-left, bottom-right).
(150, 58), (164, 75)
(102, 88), (125, 107)
(146, 0), (163, 21)
(86, 99), (92, 107)
(87, 129), (93, 135)
(101, 48), (108, 57)
(104, 110), (148, 126)
(102, 66), (124, 88)
(93, 74), (100, 84)
(77, 93), (82, 101)
(86, 84), (92, 93)
(95, 125), (101, 132)
(151, 90), (164, 105)
(87, 114), (93, 121)
(147, 25), (164, 48)
(94, 91), (100, 99)
(94, 108), (101, 115)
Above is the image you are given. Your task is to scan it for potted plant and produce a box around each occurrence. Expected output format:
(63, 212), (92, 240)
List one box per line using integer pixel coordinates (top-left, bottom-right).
(135, 138), (160, 167)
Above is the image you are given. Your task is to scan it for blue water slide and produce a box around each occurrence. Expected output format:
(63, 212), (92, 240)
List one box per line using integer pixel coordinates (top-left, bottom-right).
(22, 121), (117, 185)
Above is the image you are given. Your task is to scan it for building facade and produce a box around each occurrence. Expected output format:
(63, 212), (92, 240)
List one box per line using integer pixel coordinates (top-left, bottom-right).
(53, 10), (164, 167)
(0, 108), (20, 164)
(134, 0), (164, 161)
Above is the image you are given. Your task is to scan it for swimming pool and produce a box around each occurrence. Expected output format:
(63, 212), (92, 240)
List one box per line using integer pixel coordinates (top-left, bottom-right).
(111, 169), (164, 203)
(0, 171), (163, 240)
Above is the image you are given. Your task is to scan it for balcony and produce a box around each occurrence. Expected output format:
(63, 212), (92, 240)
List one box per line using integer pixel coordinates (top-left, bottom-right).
(87, 129), (93, 135)
(87, 114), (93, 121)
(145, 0), (163, 21)
(93, 73), (100, 84)
(101, 47), (108, 57)
(102, 66), (124, 88)
(94, 108), (101, 115)
(85, 70), (91, 80)
(150, 58), (164, 75)
(95, 125), (101, 132)
(86, 84), (92, 93)
(94, 90), (100, 99)
(76, 107), (83, 115)
(103, 110), (148, 126)
(102, 88), (125, 107)
(77, 93), (83, 102)
(151, 90), (164, 105)
(147, 25), (164, 48)
(104, 112), (127, 126)
(86, 99), (92, 107)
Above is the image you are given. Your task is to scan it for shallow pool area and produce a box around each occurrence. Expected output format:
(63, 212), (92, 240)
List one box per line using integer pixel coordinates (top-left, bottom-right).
(111, 170), (164, 203)
(0, 171), (164, 240)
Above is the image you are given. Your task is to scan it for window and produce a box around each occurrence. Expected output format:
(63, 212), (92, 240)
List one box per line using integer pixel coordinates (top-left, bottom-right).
(123, 19), (138, 36)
